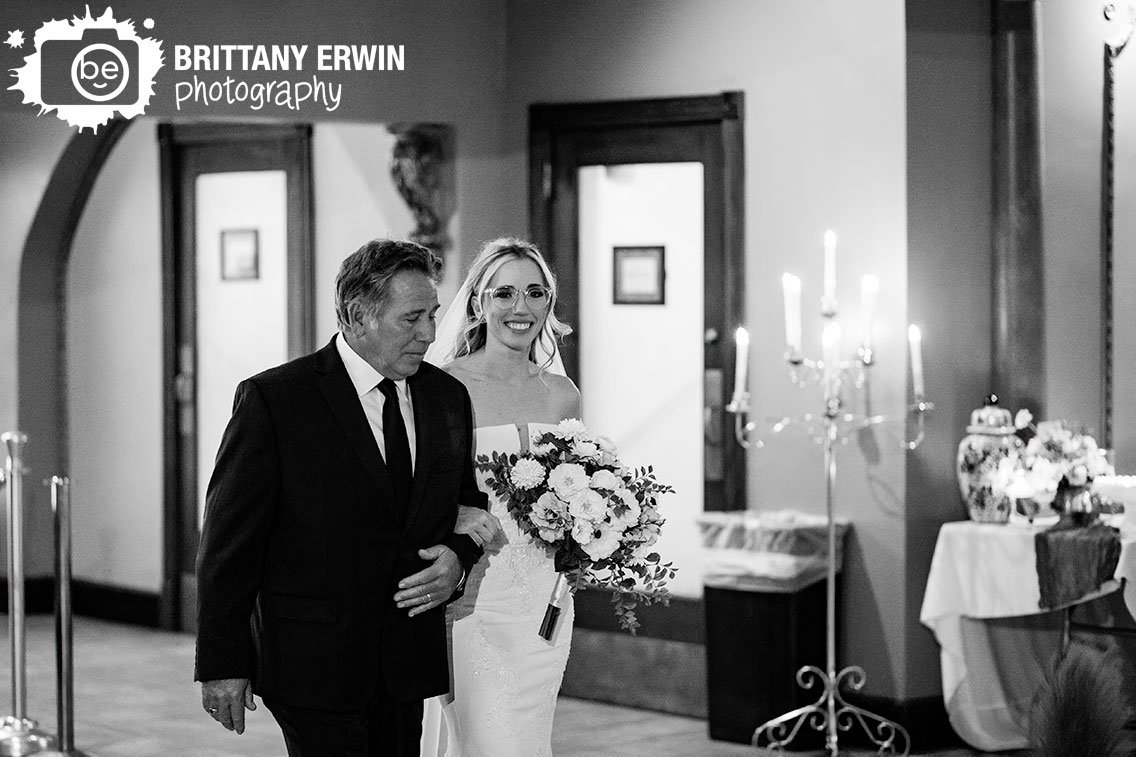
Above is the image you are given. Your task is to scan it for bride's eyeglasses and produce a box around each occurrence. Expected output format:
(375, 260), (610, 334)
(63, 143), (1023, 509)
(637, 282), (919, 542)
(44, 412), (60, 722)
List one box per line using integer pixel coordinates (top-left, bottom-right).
(482, 285), (552, 310)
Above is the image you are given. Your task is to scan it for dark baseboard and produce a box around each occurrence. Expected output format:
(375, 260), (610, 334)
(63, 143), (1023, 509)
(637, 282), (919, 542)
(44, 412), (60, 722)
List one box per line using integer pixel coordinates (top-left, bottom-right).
(73, 580), (161, 628)
(839, 692), (965, 753)
(0, 577), (161, 628)
(0, 576), (55, 614)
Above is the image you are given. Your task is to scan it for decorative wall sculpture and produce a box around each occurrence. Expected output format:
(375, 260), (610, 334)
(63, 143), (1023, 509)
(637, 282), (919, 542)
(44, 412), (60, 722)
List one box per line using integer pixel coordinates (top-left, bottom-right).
(387, 123), (456, 257)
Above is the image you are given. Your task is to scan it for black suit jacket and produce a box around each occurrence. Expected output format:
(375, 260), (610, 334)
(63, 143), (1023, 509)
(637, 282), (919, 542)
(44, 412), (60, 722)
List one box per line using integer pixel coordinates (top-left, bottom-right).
(194, 338), (486, 709)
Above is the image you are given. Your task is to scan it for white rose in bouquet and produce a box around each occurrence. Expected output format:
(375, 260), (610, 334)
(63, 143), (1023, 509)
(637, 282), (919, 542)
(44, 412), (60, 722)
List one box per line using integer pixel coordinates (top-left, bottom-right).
(589, 469), (621, 491)
(568, 489), (605, 523)
(529, 492), (569, 541)
(572, 439), (601, 461)
(548, 462), (589, 500)
(571, 519), (595, 545)
(596, 434), (617, 453)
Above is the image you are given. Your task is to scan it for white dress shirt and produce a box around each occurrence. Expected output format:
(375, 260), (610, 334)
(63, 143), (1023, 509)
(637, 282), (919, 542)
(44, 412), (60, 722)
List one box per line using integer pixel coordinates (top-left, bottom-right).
(335, 332), (417, 472)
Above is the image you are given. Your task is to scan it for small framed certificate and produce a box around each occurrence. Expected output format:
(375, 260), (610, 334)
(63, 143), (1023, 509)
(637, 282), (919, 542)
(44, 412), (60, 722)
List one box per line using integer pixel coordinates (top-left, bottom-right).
(220, 228), (260, 281)
(613, 246), (665, 305)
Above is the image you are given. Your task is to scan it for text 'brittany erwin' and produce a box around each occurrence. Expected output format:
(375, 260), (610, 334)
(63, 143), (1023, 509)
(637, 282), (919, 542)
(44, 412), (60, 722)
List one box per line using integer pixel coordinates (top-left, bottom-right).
(173, 44), (405, 72)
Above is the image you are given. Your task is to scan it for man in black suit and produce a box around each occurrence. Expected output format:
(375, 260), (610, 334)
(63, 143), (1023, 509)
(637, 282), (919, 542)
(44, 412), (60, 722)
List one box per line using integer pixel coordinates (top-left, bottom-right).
(195, 239), (491, 756)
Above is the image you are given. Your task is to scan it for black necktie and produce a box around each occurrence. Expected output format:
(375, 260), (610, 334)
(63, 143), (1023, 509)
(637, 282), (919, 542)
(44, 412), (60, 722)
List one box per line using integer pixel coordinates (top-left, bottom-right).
(377, 379), (412, 513)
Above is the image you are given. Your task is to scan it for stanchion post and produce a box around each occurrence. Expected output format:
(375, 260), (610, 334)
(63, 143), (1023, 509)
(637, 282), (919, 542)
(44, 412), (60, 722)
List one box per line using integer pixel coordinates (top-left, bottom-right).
(5, 433), (28, 720)
(0, 432), (55, 755)
(40, 477), (88, 757)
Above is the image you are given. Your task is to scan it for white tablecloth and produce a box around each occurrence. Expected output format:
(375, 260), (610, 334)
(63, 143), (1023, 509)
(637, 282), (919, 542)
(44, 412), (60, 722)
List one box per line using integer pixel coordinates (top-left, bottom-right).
(919, 520), (1136, 751)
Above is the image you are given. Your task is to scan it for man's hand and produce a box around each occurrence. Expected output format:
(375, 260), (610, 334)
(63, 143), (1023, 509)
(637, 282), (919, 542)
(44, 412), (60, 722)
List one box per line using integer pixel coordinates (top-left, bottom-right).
(455, 505), (501, 547)
(201, 678), (256, 734)
(394, 544), (463, 616)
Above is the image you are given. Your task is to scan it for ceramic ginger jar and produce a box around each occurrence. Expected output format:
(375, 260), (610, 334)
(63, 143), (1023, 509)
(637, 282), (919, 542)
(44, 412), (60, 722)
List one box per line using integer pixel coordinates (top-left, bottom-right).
(956, 395), (1023, 523)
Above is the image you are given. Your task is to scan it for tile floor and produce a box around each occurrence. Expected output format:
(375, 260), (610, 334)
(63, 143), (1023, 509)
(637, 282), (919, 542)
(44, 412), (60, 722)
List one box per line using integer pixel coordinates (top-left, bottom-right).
(0, 615), (988, 756)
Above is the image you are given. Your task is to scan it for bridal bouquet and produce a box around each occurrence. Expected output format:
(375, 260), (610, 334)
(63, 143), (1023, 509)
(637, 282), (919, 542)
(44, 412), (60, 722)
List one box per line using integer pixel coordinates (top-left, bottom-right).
(476, 418), (676, 636)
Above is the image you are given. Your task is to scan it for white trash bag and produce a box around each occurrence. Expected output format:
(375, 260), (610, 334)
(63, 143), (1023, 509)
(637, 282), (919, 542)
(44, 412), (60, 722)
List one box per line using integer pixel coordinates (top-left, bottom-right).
(698, 510), (850, 593)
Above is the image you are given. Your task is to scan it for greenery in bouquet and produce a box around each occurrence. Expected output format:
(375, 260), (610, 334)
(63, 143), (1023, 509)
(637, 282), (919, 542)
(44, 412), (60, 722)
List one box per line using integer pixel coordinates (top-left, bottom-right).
(1007, 411), (1114, 506)
(476, 418), (677, 633)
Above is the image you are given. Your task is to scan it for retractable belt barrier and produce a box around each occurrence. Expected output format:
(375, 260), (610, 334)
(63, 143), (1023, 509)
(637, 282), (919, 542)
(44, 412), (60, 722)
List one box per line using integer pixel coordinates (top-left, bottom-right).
(0, 432), (90, 756)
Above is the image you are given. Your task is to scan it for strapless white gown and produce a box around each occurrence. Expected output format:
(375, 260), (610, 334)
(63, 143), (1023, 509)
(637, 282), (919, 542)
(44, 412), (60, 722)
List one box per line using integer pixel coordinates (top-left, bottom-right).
(420, 423), (574, 757)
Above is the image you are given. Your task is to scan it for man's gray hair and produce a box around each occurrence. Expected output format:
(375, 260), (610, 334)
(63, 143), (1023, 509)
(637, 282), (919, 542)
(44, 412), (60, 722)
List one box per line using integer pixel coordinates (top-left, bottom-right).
(334, 239), (442, 329)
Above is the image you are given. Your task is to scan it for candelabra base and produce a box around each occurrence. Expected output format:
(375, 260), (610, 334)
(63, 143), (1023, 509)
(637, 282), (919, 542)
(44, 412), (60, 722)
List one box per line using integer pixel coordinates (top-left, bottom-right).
(752, 665), (910, 756)
(0, 717), (56, 756)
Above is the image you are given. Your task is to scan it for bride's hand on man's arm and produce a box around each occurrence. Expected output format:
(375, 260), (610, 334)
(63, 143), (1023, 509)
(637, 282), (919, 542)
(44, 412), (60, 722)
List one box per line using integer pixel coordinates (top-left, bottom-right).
(456, 505), (501, 547)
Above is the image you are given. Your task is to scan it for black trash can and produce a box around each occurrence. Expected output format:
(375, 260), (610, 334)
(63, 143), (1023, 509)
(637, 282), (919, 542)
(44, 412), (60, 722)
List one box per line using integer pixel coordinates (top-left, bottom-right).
(699, 511), (849, 747)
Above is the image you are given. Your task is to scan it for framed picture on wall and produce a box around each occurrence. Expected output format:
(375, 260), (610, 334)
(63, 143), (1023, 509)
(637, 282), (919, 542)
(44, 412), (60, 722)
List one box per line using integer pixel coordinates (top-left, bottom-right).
(220, 228), (260, 281)
(613, 246), (665, 304)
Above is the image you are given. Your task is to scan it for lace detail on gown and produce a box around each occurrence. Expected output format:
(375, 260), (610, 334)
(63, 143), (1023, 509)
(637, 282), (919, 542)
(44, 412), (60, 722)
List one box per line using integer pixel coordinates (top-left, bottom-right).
(421, 423), (574, 757)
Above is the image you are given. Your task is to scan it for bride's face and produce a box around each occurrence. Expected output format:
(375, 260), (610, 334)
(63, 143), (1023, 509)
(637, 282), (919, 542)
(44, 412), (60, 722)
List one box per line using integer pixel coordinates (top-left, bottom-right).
(481, 257), (550, 355)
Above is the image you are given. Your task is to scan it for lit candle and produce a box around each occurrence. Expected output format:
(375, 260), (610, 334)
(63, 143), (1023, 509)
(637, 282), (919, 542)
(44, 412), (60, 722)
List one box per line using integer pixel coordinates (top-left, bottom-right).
(822, 321), (841, 389)
(823, 230), (837, 310)
(733, 326), (750, 402)
(908, 325), (924, 397)
(781, 273), (802, 358)
(860, 274), (879, 352)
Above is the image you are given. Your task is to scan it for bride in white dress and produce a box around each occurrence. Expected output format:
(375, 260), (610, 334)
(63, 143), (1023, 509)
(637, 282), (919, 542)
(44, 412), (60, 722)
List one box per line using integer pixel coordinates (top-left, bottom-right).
(421, 238), (580, 757)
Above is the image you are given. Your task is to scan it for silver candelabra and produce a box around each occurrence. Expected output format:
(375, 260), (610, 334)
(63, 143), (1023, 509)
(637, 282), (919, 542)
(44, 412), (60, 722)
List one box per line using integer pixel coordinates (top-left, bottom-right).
(726, 279), (930, 756)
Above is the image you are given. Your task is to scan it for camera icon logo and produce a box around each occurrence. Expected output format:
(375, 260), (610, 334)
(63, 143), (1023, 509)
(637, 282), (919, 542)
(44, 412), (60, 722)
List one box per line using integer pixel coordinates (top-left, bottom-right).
(41, 28), (139, 106)
(9, 7), (164, 132)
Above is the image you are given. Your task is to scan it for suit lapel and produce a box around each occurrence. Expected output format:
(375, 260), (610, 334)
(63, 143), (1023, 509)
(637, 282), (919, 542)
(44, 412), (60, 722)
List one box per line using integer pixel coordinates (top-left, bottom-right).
(313, 339), (400, 519)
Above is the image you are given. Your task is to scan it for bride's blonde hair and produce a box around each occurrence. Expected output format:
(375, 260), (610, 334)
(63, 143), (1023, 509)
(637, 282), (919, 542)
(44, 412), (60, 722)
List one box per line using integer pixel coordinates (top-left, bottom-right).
(452, 238), (571, 368)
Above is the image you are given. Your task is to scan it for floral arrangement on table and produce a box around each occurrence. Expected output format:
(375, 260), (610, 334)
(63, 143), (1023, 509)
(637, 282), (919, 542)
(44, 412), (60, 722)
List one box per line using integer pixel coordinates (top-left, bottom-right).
(957, 397), (1121, 523)
(476, 418), (677, 636)
(1006, 411), (1115, 506)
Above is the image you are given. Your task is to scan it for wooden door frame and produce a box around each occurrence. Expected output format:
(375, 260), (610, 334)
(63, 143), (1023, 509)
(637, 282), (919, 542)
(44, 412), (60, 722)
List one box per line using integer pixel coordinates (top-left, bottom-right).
(157, 122), (314, 630)
(528, 92), (746, 518)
